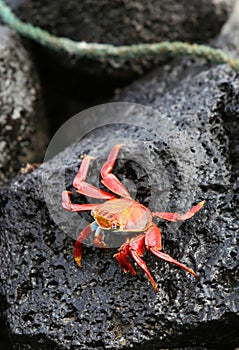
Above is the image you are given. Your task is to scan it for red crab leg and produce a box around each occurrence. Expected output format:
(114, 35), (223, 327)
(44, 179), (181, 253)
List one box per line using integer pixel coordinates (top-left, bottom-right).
(145, 224), (198, 278)
(74, 222), (97, 268)
(101, 144), (131, 198)
(129, 234), (159, 293)
(62, 190), (101, 212)
(73, 155), (116, 199)
(115, 234), (159, 293)
(152, 201), (205, 222)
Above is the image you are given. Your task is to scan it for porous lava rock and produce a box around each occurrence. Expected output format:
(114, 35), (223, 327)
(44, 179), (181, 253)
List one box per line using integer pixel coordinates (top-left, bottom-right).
(6, 0), (234, 45)
(0, 62), (238, 349)
(0, 25), (47, 186)
(4, 0), (236, 77)
(3, 1), (235, 134)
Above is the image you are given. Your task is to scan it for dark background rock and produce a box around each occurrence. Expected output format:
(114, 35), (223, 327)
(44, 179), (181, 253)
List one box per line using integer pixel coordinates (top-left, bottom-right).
(0, 25), (48, 186)
(6, 0), (235, 45)
(2, 0), (236, 136)
(0, 63), (238, 349)
(0, 295), (11, 350)
(114, 57), (213, 103)
(214, 0), (239, 58)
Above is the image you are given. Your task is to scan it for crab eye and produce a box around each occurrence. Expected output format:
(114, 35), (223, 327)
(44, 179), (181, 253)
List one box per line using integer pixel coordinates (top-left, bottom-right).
(112, 223), (117, 229)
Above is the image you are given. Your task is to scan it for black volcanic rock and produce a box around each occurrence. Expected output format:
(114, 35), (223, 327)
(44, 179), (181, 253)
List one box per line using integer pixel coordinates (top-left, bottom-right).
(0, 25), (47, 186)
(3, 1), (235, 136)
(6, 0), (234, 45)
(0, 63), (238, 349)
(4, 0), (236, 78)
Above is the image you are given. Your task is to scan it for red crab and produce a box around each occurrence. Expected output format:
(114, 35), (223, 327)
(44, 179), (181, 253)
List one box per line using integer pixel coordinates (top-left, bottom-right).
(62, 144), (204, 293)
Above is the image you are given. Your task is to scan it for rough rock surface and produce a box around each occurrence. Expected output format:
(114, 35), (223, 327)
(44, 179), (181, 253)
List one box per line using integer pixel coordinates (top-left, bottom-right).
(3, 1), (236, 134)
(0, 62), (239, 349)
(0, 25), (47, 186)
(4, 0), (236, 78)
(6, 0), (234, 45)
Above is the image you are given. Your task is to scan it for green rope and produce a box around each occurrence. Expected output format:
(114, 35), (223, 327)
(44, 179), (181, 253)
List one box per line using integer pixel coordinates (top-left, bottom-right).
(0, 0), (239, 70)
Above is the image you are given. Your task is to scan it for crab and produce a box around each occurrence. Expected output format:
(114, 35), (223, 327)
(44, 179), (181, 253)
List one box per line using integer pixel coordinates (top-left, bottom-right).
(62, 144), (204, 293)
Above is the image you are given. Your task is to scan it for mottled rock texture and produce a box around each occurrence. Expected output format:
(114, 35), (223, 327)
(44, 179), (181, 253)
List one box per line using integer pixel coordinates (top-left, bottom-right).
(0, 25), (47, 186)
(6, 0), (234, 45)
(4, 1), (236, 135)
(4, 0), (236, 77)
(0, 62), (238, 349)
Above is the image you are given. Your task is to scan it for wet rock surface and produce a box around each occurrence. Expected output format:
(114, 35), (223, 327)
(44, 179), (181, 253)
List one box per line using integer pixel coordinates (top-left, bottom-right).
(0, 25), (47, 186)
(0, 63), (238, 349)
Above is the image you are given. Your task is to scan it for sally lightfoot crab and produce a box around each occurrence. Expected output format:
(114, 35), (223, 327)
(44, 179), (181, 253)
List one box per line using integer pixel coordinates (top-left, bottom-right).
(62, 144), (204, 293)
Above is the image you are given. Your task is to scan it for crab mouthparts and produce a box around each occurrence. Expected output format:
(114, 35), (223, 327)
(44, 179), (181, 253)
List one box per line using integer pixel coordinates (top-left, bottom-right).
(95, 216), (112, 229)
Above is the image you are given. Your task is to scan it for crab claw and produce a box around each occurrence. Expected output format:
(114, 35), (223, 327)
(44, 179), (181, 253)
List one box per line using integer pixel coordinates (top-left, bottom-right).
(115, 235), (159, 293)
(114, 239), (136, 276)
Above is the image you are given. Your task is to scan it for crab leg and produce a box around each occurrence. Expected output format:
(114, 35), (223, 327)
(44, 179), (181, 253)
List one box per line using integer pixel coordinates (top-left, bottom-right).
(115, 234), (158, 293)
(152, 201), (205, 222)
(74, 221), (98, 268)
(101, 144), (131, 198)
(114, 239), (137, 276)
(129, 235), (159, 293)
(145, 224), (198, 278)
(62, 190), (101, 212)
(73, 155), (116, 199)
